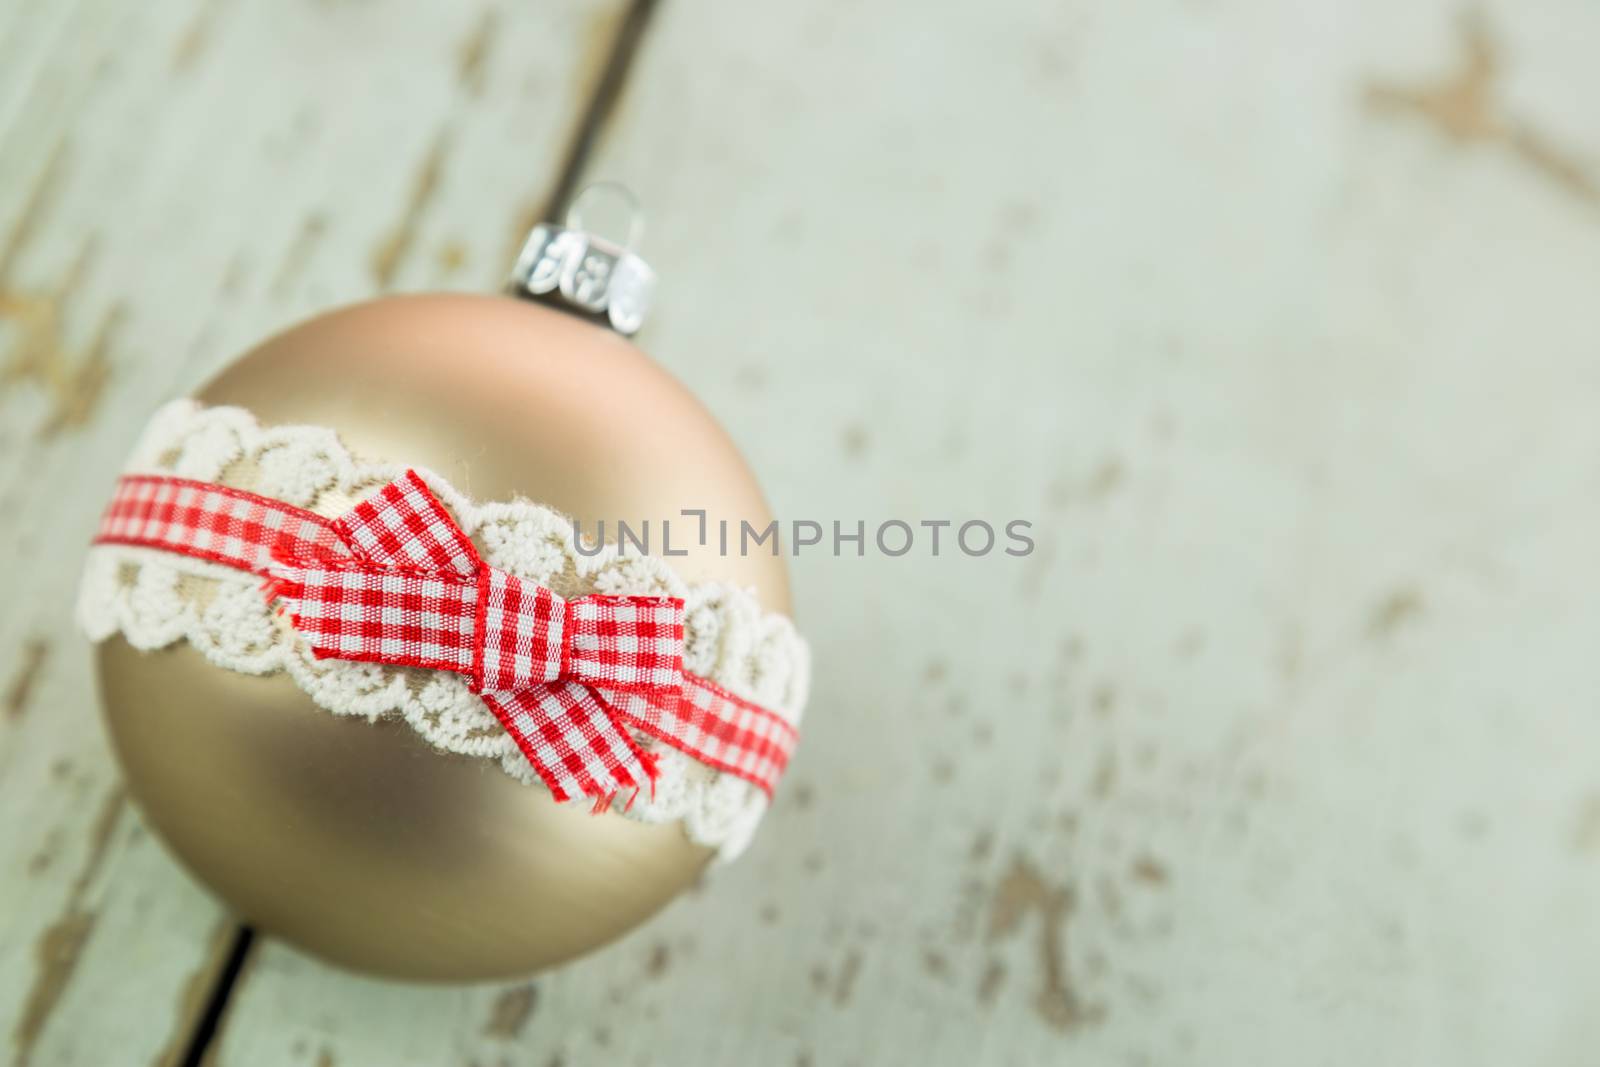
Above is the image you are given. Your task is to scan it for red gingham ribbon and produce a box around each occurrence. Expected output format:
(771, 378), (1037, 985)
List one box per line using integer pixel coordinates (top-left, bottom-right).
(95, 472), (797, 806)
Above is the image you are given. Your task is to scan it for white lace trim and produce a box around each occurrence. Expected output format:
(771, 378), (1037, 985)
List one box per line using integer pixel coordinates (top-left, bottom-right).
(77, 400), (809, 859)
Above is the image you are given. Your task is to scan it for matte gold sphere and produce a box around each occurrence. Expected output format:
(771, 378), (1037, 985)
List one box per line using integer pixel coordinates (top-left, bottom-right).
(97, 294), (790, 980)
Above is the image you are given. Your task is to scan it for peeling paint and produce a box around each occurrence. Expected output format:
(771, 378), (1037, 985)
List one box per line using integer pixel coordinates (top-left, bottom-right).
(841, 423), (869, 458)
(457, 9), (499, 95)
(833, 950), (862, 1006)
(12, 911), (97, 1067)
(435, 240), (468, 275)
(988, 855), (1101, 1032)
(0, 242), (121, 439)
(1366, 12), (1598, 205)
(171, 3), (221, 72)
(1367, 586), (1424, 639)
(0, 147), (117, 437)
(11, 787), (126, 1065)
(370, 133), (451, 289)
(977, 959), (1005, 1006)
(1573, 795), (1600, 854)
(1130, 855), (1168, 886)
(147, 921), (237, 1067)
(484, 984), (537, 1040)
(270, 212), (328, 296)
(3, 638), (49, 720)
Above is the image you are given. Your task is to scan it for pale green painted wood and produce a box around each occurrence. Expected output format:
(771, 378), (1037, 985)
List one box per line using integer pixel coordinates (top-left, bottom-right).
(208, 1), (1600, 1065)
(8, 1), (1599, 1065)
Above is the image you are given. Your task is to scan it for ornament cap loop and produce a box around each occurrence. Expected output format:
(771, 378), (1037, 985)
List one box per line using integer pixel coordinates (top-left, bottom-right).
(509, 181), (656, 337)
(565, 180), (645, 252)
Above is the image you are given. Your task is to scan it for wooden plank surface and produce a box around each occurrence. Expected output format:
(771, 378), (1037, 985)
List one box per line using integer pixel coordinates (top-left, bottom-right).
(207, 1), (1600, 1065)
(0, 1), (619, 1064)
(6, 1), (1600, 1065)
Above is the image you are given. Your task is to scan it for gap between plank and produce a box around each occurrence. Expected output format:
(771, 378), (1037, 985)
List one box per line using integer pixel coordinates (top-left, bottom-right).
(178, 925), (254, 1067)
(538, 0), (661, 226)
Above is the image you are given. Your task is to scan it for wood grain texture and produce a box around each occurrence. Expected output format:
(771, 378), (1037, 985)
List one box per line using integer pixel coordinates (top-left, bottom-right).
(0, 0), (617, 1063)
(210, 1), (1600, 1065)
(5, 0), (1600, 1065)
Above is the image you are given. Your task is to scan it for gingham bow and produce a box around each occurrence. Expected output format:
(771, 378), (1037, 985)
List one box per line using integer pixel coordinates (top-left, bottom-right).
(266, 471), (682, 805)
(95, 470), (798, 804)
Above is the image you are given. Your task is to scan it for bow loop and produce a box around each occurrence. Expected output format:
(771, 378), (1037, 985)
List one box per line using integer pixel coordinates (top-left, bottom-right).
(335, 471), (481, 576)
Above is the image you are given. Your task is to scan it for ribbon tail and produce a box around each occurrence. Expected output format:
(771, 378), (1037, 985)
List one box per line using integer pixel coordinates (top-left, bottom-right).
(481, 681), (657, 809)
(597, 678), (795, 799)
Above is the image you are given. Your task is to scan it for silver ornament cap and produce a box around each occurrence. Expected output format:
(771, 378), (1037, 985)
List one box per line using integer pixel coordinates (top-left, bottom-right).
(509, 181), (656, 336)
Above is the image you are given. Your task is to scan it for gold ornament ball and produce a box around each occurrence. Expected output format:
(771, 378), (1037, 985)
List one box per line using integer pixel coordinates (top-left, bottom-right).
(96, 294), (790, 980)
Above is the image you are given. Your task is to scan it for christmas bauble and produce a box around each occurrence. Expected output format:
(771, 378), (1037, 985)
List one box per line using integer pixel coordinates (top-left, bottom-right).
(94, 293), (793, 980)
